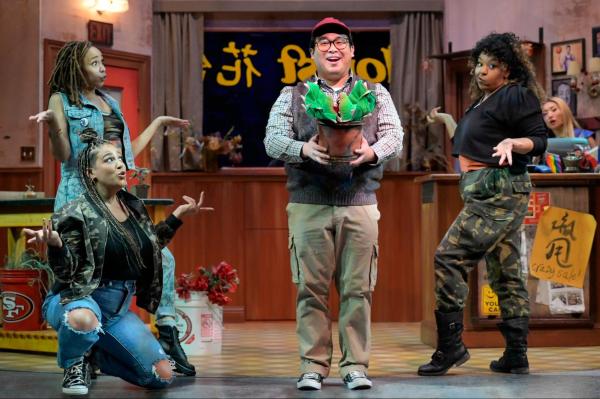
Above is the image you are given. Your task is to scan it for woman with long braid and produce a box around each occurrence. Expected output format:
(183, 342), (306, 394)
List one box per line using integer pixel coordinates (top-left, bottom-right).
(24, 136), (211, 395)
(28, 41), (197, 375)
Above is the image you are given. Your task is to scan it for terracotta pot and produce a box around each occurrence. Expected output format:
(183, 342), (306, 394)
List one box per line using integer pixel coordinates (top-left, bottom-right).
(317, 121), (363, 163)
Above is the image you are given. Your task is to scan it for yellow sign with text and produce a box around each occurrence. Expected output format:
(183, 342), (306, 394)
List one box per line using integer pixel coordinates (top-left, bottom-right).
(481, 284), (500, 316)
(530, 206), (596, 288)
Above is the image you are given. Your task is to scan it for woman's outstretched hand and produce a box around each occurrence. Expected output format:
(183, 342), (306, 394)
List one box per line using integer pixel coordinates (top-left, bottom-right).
(158, 116), (191, 130)
(23, 218), (62, 248)
(29, 109), (58, 128)
(172, 191), (214, 219)
(492, 138), (515, 166)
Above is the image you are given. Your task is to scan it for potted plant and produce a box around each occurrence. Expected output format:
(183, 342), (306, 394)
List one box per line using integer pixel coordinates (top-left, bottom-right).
(130, 167), (151, 198)
(173, 261), (239, 355)
(200, 127), (243, 172)
(303, 79), (376, 163)
(176, 261), (239, 305)
(0, 247), (54, 331)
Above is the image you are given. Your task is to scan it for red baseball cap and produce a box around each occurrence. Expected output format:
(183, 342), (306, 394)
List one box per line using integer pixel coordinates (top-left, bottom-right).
(311, 17), (351, 38)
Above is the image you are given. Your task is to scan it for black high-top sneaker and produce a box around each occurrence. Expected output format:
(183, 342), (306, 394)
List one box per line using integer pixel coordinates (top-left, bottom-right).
(62, 358), (91, 395)
(157, 324), (196, 376)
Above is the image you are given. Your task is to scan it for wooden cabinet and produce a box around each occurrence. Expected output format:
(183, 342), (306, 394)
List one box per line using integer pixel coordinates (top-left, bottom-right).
(150, 168), (426, 322)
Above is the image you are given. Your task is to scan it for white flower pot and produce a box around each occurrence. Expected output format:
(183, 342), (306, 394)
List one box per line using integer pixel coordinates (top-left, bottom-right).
(174, 291), (223, 355)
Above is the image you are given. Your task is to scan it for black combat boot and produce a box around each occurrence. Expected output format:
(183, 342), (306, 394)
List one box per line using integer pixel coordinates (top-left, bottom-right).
(157, 325), (197, 376)
(418, 310), (470, 376)
(490, 317), (529, 374)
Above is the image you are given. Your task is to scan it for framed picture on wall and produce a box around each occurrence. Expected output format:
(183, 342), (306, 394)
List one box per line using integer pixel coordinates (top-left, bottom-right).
(593, 26), (600, 57)
(552, 78), (577, 116)
(551, 39), (585, 75)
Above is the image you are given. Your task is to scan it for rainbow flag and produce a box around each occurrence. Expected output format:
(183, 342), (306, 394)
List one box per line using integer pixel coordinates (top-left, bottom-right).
(545, 153), (562, 173)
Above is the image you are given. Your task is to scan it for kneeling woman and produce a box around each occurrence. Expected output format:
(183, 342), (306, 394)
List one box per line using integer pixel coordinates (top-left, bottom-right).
(25, 138), (211, 395)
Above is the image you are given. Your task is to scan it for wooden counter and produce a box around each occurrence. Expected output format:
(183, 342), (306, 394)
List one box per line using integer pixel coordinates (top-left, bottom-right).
(151, 168), (427, 323)
(416, 173), (600, 347)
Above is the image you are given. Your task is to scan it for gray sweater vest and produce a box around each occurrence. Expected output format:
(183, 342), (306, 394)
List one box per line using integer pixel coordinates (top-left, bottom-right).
(285, 79), (383, 205)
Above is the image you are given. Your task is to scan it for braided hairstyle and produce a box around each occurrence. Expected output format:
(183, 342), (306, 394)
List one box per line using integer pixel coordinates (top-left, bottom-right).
(48, 41), (93, 108)
(468, 32), (545, 101)
(78, 130), (146, 272)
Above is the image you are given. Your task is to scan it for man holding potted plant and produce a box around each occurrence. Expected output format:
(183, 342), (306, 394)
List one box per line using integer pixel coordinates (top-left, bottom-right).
(264, 17), (403, 391)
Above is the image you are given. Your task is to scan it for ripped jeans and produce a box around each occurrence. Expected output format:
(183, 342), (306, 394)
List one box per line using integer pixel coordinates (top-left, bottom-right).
(42, 280), (173, 389)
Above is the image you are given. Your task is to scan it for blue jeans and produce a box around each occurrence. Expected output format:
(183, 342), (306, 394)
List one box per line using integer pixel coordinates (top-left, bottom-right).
(156, 247), (176, 327)
(42, 280), (173, 388)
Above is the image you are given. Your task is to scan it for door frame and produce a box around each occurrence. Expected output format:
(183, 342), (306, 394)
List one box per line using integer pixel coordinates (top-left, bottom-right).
(42, 39), (151, 195)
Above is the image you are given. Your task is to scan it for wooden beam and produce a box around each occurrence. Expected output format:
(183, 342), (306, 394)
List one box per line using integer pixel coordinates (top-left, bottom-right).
(153, 0), (444, 13)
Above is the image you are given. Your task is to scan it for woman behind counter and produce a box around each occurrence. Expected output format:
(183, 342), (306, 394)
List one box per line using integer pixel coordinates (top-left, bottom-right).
(542, 96), (597, 147)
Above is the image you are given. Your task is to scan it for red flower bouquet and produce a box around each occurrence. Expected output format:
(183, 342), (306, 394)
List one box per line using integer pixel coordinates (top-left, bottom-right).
(176, 261), (239, 306)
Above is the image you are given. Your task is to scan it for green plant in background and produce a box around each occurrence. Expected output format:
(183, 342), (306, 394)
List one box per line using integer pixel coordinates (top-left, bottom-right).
(130, 167), (151, 185)
(303, 79), (377, 124)
(3, 247), (55, 287)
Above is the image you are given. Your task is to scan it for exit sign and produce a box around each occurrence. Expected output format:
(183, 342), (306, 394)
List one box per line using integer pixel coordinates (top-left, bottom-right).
(88, 20), (113, 47)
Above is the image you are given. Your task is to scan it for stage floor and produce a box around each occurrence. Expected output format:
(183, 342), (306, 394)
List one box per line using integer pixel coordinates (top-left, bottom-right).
(1, 322), (599, 397)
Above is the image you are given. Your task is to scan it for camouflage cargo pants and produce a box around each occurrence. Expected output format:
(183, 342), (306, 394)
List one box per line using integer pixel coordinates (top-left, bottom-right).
(434, 167), (531, 319)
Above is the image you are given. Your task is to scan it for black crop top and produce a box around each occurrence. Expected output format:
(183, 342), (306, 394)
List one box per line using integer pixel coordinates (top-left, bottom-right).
(452, 84), (548, 174)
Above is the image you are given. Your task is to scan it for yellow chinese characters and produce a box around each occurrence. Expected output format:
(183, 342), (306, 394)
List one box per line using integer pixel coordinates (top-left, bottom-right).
(216, 42), (263, 88)
(530, 206), (597, 288)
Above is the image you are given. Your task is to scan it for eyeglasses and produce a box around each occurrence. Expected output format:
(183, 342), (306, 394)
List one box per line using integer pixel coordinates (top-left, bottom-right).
(315, 37), (349, 52)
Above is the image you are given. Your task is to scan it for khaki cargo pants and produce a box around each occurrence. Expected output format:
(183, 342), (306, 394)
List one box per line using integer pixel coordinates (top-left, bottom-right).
(287, 203), (380, 378)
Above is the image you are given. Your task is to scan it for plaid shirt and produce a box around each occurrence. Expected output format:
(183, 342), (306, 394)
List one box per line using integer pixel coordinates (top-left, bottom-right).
(265, 76), (403, 164)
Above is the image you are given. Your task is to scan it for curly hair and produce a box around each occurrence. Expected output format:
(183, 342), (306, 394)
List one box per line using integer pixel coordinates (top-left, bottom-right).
(48, 41), (93, 108)
(468, 32), (545, 101)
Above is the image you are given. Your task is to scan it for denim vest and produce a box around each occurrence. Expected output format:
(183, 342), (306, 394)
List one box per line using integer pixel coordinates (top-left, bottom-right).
(54, 91), (136, 212)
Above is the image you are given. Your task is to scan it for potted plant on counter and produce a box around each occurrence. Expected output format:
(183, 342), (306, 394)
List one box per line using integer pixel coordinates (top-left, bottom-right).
(129, 167), (151, 198)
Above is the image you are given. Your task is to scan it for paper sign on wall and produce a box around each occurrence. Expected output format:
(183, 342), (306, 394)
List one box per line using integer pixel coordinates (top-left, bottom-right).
(530, 206), (597, 288)
(480, 284), (500, 316)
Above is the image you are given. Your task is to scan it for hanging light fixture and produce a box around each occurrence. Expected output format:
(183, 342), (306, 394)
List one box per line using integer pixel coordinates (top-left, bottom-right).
(83, 0), (129, 14)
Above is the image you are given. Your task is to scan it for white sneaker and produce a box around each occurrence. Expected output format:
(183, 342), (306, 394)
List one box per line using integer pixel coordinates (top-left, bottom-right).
(297, 372), (323, 390)
(343, 370), (372, 390)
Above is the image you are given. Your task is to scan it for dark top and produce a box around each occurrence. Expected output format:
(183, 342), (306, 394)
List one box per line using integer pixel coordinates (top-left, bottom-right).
(50, 212), (182, 291)
(101, 215), (153, 280)
(452, 84), (547, 174)
(103, 111), (125, 151)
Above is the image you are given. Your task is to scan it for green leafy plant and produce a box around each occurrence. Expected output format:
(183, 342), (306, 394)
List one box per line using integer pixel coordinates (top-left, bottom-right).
(130, 167), (150, 185)
(303, 79), (377, 124)
(3, 247), (55, 287)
